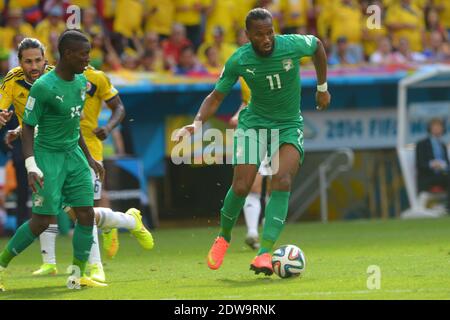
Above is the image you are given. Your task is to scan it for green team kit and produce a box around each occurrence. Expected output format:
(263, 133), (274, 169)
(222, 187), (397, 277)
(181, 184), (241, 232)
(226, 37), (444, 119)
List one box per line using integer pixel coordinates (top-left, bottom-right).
(23, 70), (93, 214)
(215, 34), (318, 165)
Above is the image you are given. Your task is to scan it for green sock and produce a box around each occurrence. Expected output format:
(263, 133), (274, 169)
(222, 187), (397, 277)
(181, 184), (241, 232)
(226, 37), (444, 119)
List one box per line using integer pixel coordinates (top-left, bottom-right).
(72, 223), (93, 276)
(57, 208), (72, 236)
(0, 221), (37, 268)
(0, 249), (15, 268)
(258, 191), (290, 256)
(219, 187), (246, 242)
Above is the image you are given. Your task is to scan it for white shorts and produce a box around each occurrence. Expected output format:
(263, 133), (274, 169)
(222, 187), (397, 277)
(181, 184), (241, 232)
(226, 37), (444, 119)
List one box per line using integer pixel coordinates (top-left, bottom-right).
(90, 166), (102, 201)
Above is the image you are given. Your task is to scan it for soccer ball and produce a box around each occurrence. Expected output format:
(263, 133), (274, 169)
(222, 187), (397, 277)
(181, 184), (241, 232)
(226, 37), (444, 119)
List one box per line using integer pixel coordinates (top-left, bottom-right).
(272, 244), (306, 279)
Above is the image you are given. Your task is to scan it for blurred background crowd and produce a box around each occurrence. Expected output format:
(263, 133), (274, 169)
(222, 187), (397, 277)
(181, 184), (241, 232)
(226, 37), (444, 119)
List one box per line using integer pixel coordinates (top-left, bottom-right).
(0, 0), (449, 77)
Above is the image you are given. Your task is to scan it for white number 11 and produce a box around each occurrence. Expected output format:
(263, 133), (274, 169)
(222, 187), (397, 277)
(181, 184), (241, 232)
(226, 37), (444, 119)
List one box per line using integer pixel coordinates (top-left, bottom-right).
(266, 74), (281, 90)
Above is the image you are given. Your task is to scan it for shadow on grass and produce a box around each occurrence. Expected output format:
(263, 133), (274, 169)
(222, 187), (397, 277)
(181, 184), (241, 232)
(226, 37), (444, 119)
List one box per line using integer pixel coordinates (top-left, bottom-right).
(216, 277), (277, 287)
(218, 275), (306, 287)
(0, 285), (81, 300)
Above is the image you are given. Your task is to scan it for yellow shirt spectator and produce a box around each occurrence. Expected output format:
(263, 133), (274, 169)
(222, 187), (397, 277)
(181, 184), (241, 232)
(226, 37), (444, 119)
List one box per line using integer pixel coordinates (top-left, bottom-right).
(81, 67), (120, 161)
(0, 9), (35, 50)
(8, 0), (39, 8)
(175, 0), (205, 26)
(281, 0), (311, 30)
(234, 0), (256, 30)
(0, 23), (35, 50)
(204, 0), (237, 44)
(435, 0), (450, 29)
(383, 0), (394, 7)
(35, 17), (66, 61)
(385, 2), (424, 52)
(113, 0), (144, 38)
(198, 42), (236, 66)
(316, 0), (335, 39)
(197, 27), (237, 67)
(103, 0), (116, 19)
(265, 0), (283, 34)
(330, 1), (363, 45)
(145, 0), (176, 37)
(70, 0), (92, 9)
(363, 26), (387, 58)
(384, 0), (427, 9)
(413, 0), (427, 10)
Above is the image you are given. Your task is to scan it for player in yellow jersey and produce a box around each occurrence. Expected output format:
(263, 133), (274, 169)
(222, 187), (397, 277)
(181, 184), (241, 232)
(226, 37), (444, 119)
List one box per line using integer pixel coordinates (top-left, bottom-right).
(0, 38), (154, 285)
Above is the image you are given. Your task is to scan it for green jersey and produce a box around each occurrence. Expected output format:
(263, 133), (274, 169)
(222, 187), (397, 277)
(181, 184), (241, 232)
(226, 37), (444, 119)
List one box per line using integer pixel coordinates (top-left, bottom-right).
(215, 34), (318, 121)
(23, 70), (88, 152)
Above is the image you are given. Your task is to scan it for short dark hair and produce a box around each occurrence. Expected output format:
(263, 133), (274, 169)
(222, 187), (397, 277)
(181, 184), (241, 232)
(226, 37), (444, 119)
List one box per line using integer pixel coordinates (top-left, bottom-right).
(245, 8), (272, 30)
(58, 29), (90, 57)
(18, 38), (45, 60)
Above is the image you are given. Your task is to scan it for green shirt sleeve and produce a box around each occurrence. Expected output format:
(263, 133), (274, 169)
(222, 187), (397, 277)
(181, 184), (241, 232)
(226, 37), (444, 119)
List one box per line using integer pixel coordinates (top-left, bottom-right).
(214, 54), (239, 95)
(23, 80), (47, 126)
(286, 34), (318, 58)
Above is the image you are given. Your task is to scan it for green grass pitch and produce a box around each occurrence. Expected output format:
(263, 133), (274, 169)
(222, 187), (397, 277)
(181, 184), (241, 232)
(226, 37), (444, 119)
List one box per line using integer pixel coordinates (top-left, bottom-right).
(1, 217), (450, 300)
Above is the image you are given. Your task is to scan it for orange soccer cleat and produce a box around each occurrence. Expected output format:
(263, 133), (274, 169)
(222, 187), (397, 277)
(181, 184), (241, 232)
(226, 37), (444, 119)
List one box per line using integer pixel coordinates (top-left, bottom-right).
(207, 237), (230, 270)
(250, 253), (273, 276)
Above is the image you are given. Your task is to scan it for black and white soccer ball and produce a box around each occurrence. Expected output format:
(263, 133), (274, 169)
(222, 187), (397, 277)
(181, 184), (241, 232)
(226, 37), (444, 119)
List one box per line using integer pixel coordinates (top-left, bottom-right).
(272, 244), (306, 279)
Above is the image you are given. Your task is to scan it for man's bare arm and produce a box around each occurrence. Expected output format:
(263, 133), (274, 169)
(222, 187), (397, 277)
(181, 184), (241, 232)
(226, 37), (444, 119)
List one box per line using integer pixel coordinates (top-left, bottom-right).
(312, 39), (331, 111)
(93, 95), (125, 141)
(175, 90), (226, 141)
(22, 123), (35, 159)
(312, 39), (328, 87)
(194, 90), (226, 124)
(22, 123), (44, 192)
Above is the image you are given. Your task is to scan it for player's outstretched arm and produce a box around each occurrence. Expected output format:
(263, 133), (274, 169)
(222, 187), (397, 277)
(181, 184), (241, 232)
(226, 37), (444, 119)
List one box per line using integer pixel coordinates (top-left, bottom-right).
(22, 123), (43, 193)
(93, 95), (126, 141)
(175, 89), (226, 141)
(312, 39), (331, 111)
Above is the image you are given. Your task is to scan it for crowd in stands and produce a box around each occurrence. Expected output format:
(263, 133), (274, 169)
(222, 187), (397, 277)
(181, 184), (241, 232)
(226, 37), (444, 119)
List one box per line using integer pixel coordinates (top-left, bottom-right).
(0, 0), (449, 78)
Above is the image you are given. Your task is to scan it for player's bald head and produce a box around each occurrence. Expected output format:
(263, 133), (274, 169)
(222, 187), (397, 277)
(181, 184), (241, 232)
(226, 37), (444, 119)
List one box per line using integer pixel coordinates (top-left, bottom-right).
(58, 29), (90, 57)
(245, 8), (272, 31)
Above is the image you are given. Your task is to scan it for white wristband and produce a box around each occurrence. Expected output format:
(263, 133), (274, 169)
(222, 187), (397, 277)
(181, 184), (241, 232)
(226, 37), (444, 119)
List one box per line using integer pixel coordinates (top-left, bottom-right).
(25, 156), (44, 178)
(317, 82), (328, 92)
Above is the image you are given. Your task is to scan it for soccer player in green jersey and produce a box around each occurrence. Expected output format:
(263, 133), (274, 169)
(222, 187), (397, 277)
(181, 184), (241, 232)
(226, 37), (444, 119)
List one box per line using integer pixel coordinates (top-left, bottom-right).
(0, 30), (107, 291)
(176, 8), (330, 275)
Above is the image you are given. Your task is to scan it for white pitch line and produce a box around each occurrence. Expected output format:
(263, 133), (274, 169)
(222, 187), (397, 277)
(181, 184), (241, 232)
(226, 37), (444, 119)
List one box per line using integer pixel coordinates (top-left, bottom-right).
(217, 288), (450, 299)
